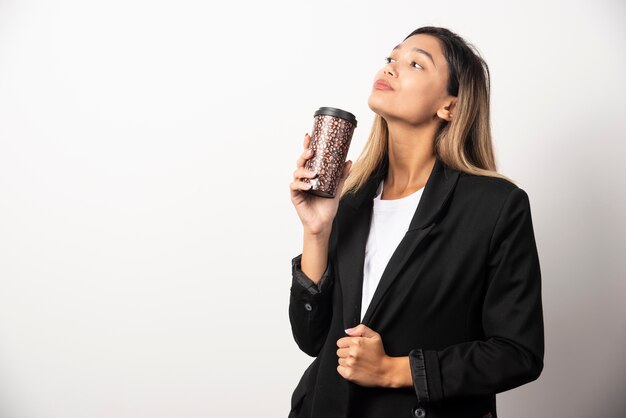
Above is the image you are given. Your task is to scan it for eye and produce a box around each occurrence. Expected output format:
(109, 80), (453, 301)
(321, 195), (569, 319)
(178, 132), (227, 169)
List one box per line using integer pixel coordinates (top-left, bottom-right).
(384, 56), (396, 64)
(411, 61), (423, 70)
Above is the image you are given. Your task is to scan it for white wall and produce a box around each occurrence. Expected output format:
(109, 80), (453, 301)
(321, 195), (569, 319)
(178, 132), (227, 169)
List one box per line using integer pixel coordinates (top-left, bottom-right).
(0, 0), (624, 417)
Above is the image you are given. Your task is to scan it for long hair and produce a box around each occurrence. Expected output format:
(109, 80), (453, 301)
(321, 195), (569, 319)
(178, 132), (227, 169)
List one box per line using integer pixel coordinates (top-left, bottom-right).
(341, 26), (510, 199)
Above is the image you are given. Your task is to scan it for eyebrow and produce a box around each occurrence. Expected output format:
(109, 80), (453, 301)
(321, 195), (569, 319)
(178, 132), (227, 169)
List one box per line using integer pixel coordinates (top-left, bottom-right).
(392, 44), (437, 69)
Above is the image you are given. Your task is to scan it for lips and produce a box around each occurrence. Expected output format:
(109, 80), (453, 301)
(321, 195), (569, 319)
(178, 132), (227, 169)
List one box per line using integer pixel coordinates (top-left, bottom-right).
(374, 79), (393, 90)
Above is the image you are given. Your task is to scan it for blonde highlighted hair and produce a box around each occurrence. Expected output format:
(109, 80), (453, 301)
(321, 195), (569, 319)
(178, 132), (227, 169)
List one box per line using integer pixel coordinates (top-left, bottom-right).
(341, 26), (510, 199)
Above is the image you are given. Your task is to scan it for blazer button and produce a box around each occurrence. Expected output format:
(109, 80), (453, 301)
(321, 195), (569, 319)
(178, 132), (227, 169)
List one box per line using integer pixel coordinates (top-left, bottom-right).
(304, 303), (313, 311)
(412, 406), (426, 418)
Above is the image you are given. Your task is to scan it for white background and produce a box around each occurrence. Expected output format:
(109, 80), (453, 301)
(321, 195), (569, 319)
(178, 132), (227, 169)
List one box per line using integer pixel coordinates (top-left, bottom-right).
(1, 0), (625, 417)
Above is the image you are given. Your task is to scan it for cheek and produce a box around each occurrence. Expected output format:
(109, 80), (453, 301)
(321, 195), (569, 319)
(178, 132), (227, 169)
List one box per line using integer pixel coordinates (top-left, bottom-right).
(367, 77), (442, 123)
(400, 80), (441, 110)
(395, 88), (432, 114)
(401, 79), (434, 102)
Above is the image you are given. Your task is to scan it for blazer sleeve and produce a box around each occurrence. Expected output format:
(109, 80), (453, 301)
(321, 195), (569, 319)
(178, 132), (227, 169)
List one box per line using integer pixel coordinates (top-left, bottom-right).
(408, 187), (545, 403)
(288, 227), (337, 357)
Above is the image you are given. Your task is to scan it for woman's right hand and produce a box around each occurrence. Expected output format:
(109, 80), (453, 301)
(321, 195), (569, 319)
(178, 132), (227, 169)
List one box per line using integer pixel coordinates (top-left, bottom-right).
(290, 133), (352, 236)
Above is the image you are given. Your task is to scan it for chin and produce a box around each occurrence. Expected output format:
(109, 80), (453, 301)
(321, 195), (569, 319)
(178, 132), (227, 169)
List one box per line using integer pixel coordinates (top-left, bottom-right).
(367, 95), (389, 118)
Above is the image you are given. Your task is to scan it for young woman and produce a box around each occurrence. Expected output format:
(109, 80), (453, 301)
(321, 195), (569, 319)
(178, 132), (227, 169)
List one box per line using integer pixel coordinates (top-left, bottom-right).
(288, 26), (544, 418)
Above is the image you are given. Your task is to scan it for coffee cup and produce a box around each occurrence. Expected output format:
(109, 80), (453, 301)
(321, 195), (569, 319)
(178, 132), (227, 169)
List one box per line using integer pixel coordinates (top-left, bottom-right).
(303, 107), (357, 198)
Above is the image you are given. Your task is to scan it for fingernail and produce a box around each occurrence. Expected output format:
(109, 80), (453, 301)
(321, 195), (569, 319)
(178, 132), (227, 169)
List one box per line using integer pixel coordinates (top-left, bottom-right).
(344, 328), (353, 334)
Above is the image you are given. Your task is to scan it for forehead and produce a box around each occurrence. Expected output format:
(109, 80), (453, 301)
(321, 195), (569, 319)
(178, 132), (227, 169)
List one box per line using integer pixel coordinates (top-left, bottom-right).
(394, 34), (446, 69)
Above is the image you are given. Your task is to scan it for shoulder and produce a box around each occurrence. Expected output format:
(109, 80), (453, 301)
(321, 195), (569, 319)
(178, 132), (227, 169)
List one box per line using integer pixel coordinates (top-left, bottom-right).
(457, 171), (517, 194)
(455, 171), (524, 202)
(450, 171), (533, 221)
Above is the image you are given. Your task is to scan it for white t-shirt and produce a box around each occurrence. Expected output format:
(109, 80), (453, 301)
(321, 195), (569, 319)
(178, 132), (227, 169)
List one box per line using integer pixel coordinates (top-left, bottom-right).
(360, 179), (424, 322)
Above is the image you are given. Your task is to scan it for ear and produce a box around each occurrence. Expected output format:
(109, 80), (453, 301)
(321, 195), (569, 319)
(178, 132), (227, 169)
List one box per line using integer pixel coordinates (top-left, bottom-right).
(436, 97), (458, 122)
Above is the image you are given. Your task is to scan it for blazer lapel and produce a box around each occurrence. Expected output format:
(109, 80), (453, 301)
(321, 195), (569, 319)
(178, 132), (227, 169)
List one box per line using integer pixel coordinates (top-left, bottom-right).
(337, 158), (386, 330)
(337, 155), (460, 329)
(337, 169), (382, 329)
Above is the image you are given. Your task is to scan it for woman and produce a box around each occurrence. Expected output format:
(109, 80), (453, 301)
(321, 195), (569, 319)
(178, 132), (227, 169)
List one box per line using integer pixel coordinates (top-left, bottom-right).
(288, 26), (544, 418)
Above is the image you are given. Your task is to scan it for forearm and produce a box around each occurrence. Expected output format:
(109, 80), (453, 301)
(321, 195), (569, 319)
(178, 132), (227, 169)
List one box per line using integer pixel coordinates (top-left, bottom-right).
(301, 230), (331, 284)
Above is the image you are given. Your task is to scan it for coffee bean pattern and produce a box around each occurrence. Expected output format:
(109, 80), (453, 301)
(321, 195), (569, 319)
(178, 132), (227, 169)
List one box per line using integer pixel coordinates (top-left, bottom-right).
(303, 114), (356, 198)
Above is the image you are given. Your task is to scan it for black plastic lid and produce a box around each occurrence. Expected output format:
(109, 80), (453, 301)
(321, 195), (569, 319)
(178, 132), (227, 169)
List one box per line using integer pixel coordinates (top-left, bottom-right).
(314, 107), (357, 126)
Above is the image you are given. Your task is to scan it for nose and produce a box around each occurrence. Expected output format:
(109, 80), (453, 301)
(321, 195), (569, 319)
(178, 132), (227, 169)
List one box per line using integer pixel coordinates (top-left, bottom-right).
(384, 64), (396, 77)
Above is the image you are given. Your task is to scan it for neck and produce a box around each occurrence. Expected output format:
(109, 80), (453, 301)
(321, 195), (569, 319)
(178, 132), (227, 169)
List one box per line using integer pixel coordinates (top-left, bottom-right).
(382, 120), (437, 198)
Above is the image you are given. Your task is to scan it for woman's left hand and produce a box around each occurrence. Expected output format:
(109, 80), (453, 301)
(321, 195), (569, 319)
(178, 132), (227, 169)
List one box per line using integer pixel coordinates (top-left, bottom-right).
(336, 324), (394, 388)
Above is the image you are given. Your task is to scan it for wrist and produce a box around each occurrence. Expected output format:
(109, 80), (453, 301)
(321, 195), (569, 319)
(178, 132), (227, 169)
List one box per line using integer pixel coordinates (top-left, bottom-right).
(303, 230), (331, 251)
(303, 226), (331, 239)
(384, 356), (412, 389)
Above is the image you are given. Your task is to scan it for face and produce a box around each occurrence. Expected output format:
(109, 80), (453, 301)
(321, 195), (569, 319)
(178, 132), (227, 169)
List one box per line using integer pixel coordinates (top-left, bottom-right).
(368, 34), (456, 126)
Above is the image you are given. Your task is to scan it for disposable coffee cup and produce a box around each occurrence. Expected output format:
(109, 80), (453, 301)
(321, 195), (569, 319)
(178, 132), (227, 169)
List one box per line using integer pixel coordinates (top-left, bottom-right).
(303, 107), (357, 198)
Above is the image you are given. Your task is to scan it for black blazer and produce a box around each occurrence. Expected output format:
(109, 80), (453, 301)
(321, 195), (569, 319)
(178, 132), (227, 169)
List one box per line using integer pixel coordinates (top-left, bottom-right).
(288, 156), (544, 418)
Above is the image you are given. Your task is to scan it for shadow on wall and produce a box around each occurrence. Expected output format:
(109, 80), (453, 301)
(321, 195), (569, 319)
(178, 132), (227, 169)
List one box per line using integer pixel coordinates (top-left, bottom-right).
(530, 116), (626, 416)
